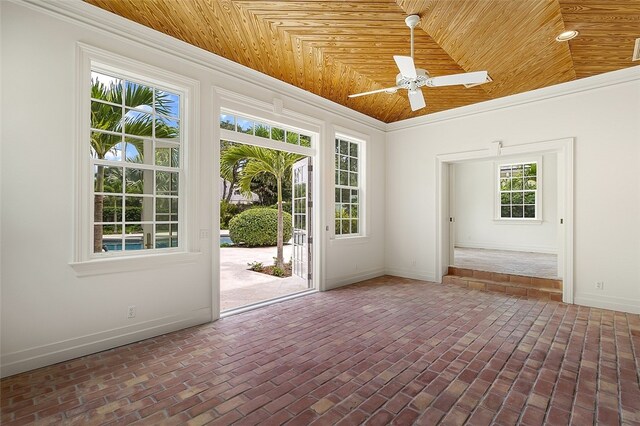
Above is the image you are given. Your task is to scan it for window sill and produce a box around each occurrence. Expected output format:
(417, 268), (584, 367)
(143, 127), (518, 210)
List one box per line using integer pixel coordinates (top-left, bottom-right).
(330, 235), (370, 245)
(493, 219), (543, 225)
(70, 251), (202, 277)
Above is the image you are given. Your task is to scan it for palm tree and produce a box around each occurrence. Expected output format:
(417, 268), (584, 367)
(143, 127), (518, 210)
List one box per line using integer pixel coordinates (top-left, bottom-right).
(220, 140), (243, 202)
(222, 145), (303, 269)
(91, 77), (176, 252)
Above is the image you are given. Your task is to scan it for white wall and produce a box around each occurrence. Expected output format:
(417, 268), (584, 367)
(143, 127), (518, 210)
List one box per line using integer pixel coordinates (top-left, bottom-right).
(0, 0), (386, 376)
(386, 66), (640, 314)
(453, 153), (558, 254)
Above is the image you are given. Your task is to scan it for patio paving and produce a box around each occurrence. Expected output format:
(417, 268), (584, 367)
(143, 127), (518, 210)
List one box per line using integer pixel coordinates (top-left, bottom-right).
(220, 243), (309, 311)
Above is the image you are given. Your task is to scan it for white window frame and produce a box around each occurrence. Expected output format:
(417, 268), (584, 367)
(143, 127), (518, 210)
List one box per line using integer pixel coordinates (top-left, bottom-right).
(333, 131), (366, 239)
(71, 44), (200, 275)
(494, 156), (542, 223)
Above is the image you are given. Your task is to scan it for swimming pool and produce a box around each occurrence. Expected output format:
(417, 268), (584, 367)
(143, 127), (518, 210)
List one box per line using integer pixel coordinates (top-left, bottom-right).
(102, 238), (177, 251)
(103, 235), (232, 251)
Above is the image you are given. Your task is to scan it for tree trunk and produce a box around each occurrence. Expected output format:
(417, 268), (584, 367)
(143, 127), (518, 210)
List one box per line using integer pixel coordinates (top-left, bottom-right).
(222, 179), (228, 200)
(275, 176), (284, 269)
(94, 165), (105, 252)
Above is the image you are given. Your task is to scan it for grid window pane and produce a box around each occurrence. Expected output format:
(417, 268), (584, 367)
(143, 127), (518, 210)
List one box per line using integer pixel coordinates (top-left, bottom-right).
(524, 191), (536, 204)
(124, 137), (151, 164)
(96, 165), (123, 193)
(512, 205), (524, 217)
(254, 123), (270, 138)
(236, 117), (253, 134)
(286, 131), (299, 145)
(125, 168), (151, 194)
(525, 178), (537, 190)
(220, 113), (235, 130)
(97, 195), (123, 222)
(512, 192), (523, 204)
(155, 144), (179, 168)
(96, 225), (124, 253)
(524, 205), (536, 218)
(156, 171), (179, 195)
(155, 115), (179, 141)
(512, 178), (523, 190)
(156, 90), (179, 118)
(271, 127), (285, 141)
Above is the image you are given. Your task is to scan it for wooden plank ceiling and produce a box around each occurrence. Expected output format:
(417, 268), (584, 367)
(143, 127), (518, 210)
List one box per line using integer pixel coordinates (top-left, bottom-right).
(85, 0), (640, 123)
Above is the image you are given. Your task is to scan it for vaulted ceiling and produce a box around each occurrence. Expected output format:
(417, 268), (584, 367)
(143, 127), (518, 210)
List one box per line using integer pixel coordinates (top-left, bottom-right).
(85, 0), (640, 123)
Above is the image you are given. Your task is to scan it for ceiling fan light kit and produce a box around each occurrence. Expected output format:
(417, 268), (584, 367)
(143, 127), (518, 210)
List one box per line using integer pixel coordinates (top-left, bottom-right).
(348, 14), (488, 112)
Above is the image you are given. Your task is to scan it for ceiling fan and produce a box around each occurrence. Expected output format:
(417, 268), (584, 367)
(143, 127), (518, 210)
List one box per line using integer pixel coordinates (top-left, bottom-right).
(348, 15), (489, 111)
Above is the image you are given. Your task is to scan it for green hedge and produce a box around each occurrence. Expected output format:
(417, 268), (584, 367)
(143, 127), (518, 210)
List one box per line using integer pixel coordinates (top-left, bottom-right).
(220, 200), (243, 229)
(103, 205), (141, 222)
(269, 201), (292, 214)
(229, 208), (292, 247)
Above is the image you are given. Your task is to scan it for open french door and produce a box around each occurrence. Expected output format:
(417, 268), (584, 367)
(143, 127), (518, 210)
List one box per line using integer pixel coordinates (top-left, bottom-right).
(292, 157), (312, 287)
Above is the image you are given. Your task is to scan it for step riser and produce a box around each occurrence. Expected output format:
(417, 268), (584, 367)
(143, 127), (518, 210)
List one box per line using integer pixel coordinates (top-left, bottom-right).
(448, 267), (562, 290)
(443, 275), (563, 302)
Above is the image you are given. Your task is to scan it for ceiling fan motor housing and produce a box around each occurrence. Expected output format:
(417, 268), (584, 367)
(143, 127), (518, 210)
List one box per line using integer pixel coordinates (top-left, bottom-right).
(396, 69), (431, 89)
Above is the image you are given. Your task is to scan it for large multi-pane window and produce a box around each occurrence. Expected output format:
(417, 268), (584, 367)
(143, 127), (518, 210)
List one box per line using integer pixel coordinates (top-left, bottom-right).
(335, 137), (360, 236)
(498, 161), (538, 219)
(90, 69), (182, 255)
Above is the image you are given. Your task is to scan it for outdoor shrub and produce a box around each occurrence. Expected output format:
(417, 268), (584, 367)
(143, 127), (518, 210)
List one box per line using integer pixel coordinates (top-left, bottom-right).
(272, 266), (285, 277)
(247, 261), (264, 271)
(269, 201), (292, 214)
(229, 208), (292, 247)
(220, 200), (241, 229)
(220, 200), (256, 229)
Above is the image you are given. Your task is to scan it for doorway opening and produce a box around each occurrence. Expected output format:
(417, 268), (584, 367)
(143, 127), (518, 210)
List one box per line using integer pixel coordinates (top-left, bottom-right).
(449, 153), (559, 280)
(219, 140), (314, 312)
(436, 138), (574, 303)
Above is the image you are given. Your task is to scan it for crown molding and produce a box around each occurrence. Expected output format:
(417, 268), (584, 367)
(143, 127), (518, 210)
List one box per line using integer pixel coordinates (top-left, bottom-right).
(387, 65), (640, 132)
(14, 0), (387, 132)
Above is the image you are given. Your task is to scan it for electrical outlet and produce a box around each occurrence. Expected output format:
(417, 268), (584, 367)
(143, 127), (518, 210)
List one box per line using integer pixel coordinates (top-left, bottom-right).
(199, 229), (209, 239)
(411, 260), (417, 267)
(595, 282), (604, 290)
(127, 305), (136, 319)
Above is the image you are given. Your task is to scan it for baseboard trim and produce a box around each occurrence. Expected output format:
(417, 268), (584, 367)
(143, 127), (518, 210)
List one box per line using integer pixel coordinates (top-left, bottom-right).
(384, 268), (437, 283)
(574, 295), (640, 315)
(0, 308), (212, 378)
(325, 268), (386, 290)
(455, 242), (557, 255)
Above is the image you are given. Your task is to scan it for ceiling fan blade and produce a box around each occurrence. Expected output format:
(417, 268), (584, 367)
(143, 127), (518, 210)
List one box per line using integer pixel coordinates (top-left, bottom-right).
(393, 55), (417, 79)
(348, 86), (399, 98)
(428, 71), (488, 87)
(407, 89), (426, 111)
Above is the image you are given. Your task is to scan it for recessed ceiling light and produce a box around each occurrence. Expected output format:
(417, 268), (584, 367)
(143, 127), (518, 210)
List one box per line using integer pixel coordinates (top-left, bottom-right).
(556, 30), (579, 42)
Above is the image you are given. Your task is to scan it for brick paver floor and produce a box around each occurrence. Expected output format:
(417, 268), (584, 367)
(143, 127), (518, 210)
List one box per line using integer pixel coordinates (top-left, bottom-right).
(2, 276), (639, 425)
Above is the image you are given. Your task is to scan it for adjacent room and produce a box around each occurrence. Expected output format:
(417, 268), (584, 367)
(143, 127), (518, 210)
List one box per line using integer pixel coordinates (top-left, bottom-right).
(2, 0), (639, 425)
